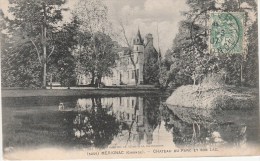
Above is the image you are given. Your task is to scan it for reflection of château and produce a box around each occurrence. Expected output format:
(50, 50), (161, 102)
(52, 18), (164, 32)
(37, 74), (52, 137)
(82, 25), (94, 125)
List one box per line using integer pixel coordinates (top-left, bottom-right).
(77, 97), (157, 146)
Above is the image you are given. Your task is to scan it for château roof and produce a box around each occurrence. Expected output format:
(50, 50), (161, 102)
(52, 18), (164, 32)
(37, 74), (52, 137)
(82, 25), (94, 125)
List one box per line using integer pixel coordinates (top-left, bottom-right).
(133, 28), (143, 45)
(118, 30), (161, 58)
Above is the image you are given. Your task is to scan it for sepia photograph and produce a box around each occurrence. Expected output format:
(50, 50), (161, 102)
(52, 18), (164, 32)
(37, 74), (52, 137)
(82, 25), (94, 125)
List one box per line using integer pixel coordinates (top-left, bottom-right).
(0, 0), (259, 160)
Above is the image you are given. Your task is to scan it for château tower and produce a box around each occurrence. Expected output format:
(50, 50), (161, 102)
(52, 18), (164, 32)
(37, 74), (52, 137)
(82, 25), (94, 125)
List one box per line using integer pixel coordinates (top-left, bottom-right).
(98, 28), (158, 86)
(77, 28), (159, 86)
(132, 28), (144, 84)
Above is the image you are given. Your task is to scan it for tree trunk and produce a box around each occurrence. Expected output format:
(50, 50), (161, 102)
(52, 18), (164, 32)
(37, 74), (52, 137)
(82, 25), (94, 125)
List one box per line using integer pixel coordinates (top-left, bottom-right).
(42, 3), (47, 89)
(91, 71), (95, 85)
(43, 49), (46, 88)
(68, 82), (70, 89)
(96, 75), (102, 88)
(240, 61), (244, 86)
(50, 74), (52, 89)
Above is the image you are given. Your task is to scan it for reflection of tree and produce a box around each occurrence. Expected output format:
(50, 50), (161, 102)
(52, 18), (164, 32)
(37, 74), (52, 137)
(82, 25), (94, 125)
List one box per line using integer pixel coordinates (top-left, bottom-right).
(145, 97), (161, 129)
(144, 97), (161, 145)
(160, 104), (247, 147)
(161, 105), (212, 147)
(72, 97), (120, 148)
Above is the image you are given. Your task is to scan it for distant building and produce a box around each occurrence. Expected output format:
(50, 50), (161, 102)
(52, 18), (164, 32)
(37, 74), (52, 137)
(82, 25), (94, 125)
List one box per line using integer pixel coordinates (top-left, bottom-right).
(102, 28), (159, 86)
(77, 28), (160, 86)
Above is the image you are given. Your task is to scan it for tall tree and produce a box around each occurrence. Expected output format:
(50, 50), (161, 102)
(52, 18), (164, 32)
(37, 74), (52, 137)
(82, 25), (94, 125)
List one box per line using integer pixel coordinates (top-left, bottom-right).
(47, 16), (80, 88)
(73, 0), (110, 34)
(6, 0), (66, 88)
(75, 32), (119, 86)
(73, 0), (119, 87)
(73, 31), (95, 84)
(162, 0), (258, 88)
(143, 42), (160, 85)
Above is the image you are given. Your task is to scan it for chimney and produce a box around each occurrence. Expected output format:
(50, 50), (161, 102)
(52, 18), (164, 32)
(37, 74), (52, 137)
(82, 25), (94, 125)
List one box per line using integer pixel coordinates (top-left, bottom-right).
(145, 33), (153, 46)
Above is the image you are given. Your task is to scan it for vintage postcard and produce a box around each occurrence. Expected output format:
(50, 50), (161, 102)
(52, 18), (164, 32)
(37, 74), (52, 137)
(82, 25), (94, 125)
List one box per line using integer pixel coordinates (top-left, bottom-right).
(0, 0), (259, 160)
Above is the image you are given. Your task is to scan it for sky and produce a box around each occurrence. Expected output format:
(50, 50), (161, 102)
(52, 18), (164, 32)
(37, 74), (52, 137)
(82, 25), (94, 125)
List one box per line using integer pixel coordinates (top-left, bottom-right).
(0, 0), (189, 54)
(104, 0), (188, 54)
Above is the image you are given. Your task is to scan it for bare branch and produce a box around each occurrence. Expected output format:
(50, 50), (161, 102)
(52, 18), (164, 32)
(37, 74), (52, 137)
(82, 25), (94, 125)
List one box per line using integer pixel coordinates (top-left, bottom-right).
(119, 20), (138, 85)
(156, 22), (162, 74)
(119, 21), (131, 48)
(47, 46), (55, 59)
(30, 39), (42, 64)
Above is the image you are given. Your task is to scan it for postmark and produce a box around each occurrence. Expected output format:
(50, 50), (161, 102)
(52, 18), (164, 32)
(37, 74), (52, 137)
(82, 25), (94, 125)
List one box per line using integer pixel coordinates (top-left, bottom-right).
(209, 12), (245, 55)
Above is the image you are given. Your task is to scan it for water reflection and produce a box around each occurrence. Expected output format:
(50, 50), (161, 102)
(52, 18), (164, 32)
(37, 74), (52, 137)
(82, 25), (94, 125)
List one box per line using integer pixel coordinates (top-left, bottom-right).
(160, 104), (250, 148)
(64, 97), (254, 148)
(2, 96), (259, 151)
(67, 98), (120, 148)
(72, 97), (163, 147)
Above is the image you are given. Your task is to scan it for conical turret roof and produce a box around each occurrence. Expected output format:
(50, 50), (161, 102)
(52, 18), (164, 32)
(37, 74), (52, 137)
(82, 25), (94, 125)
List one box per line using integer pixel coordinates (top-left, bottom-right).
(133, 28), (143, 45)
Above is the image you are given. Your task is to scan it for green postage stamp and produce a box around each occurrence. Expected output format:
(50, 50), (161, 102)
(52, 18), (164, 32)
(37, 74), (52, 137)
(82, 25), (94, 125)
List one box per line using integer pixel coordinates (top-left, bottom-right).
(209, 12), (245, 55)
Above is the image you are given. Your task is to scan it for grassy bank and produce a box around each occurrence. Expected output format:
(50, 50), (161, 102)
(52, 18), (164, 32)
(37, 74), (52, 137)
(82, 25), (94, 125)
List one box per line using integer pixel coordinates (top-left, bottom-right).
(166, 84), (258, 110)
(166, 74), (258, 110)
(1, 87), (162, 98)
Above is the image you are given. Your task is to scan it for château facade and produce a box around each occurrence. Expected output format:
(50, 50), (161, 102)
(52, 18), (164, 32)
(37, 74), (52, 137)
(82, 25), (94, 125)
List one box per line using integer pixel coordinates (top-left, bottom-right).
(76, 28), (159, 86)
(102, 28), (159, 86)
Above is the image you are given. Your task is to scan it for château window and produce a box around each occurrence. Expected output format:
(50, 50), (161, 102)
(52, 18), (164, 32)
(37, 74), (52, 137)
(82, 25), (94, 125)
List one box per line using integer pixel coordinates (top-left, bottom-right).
(127, 99), (129, 107)
(137, 46), (138, 51)
(132, 70), (135, 79)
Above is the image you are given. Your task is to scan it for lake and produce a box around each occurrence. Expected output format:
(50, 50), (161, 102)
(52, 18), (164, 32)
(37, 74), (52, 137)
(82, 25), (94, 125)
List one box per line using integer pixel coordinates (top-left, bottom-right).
(2, 95), (260, 151)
